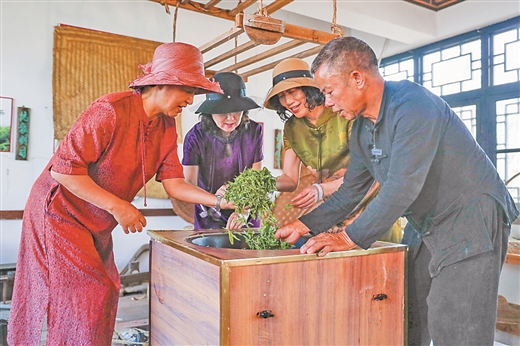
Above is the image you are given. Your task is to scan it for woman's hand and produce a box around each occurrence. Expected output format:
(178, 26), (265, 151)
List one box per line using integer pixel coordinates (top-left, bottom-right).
(215, 184), (227, 197)
(111, 200), (147, 234)
(219, 196), (235, 210)
(50, 171), (147, 234)
(215, 184), (236, 210)
(226, 211), (249, 230)
(291, 185), (320, 209)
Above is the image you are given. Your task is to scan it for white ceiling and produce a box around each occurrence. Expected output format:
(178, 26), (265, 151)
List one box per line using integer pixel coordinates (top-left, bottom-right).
(253, 0), (520, 57)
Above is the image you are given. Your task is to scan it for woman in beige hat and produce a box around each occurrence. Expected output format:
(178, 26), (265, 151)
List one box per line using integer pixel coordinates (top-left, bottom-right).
(265, 58), (402, 242)
(8, 42), (235, 346)
(265, 57), (353, 210)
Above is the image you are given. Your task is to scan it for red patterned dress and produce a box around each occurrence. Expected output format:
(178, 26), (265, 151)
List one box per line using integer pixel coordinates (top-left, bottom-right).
(8, 91), (183, 345)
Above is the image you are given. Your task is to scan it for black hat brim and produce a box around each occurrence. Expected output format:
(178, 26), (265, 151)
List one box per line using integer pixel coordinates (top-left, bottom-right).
(196, 96), (260, 114)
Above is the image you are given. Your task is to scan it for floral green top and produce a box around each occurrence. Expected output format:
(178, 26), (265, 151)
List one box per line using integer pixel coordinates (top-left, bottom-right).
(283, 107), (354, 183)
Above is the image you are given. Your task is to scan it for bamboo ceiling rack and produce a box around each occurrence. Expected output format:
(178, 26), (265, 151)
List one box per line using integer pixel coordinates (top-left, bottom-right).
(150, 0), (344, 79)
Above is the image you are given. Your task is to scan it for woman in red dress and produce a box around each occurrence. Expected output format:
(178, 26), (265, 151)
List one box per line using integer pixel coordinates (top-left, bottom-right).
(7, 42), (231, 346)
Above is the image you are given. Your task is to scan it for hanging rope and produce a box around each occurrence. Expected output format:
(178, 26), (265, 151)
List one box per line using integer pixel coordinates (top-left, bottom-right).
(234, 36), (238, 68)
(173, 1), (180, 42)
(235, 0), (242, 60)
(331, 0), (344, 37)
(253, 0), (268, 17)
(159, 1), (180, 42)
(258, 0), (265, 15)
(160, 0), (171, 14)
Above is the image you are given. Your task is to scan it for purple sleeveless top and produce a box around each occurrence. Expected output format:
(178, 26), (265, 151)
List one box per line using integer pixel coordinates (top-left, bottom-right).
(182, 119), (263, 229)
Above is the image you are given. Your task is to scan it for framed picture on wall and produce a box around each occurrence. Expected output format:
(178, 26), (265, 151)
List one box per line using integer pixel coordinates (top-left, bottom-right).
(16, 107), (31, 160)
(274, 129), (283, 169)
(0, 96), (14, 152)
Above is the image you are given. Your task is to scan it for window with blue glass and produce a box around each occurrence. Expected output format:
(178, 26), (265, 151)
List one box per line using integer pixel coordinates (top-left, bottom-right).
(380, 16), (520, 196)
(422, 39), (481, 96)
(493, 27), (520, 86)
(380, 58), (414, 82)
(496, 97), (520, 203)
(452, 105), (477, 139)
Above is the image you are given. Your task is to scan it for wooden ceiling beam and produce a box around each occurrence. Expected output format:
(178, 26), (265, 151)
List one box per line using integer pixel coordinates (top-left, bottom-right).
(228, 0), (257, 17)
(205, 69), (218, 78)
(150, 0), (237, 21)
(150, 1), (339, 45)
(263, 0), (294, 14)
(198, 27), (244, 54)
(150, 0), (295, 23)
(204, 41), (257, 68)
(236, 13), (339, 45)
(283, 23), (339, 45)
(240, 44), (323, 78)
(220, 39), (306, 73)
(203, 0), (221, 10)
(150, 0), (337, 77)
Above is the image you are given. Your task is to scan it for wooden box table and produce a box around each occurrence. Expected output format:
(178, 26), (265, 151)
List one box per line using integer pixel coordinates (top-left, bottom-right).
(148, 230), (407, 346)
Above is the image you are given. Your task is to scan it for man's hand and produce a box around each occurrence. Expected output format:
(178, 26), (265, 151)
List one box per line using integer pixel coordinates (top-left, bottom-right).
(299, 231), (356, 256)
(275, 219), (310, 244)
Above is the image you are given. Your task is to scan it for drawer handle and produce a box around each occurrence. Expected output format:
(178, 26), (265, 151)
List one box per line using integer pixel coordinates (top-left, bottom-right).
(372, 293), (388, 301)
(257, 310), (275, 318)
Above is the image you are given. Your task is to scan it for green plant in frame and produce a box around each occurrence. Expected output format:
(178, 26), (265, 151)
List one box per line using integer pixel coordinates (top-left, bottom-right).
(0, 126), (10, 151)
(0, 97), (13, 152)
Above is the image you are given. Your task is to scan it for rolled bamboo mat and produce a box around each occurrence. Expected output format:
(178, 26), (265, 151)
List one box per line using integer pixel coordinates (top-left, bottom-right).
(53, 25), (162, 141)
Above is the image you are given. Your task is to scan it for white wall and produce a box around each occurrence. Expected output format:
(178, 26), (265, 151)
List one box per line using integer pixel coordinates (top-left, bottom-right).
(0, 1), (288, 270)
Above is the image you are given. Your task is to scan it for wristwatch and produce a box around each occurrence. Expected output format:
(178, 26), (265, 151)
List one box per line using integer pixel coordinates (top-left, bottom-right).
(215, 194), (223, 212)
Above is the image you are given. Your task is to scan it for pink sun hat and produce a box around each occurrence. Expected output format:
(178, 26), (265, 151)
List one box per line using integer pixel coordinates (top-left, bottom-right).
(129, 42), (223, 95)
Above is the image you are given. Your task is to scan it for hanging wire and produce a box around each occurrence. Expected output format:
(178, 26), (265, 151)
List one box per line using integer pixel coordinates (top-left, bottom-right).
(378, 38), (390, 67)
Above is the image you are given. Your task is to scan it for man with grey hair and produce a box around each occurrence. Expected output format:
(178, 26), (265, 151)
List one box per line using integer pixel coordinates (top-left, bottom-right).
(275, 36), (519, 345)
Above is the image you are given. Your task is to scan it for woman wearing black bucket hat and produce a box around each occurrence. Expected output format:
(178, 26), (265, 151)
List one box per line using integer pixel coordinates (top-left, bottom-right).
(182, 72), (263, 229)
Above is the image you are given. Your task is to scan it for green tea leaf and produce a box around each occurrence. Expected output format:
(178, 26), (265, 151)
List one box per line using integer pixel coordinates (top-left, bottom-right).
(224, 168), (291, 250)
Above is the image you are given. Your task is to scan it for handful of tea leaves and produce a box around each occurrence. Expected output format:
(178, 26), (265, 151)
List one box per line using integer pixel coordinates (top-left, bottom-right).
(224, 167), (292, 250)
